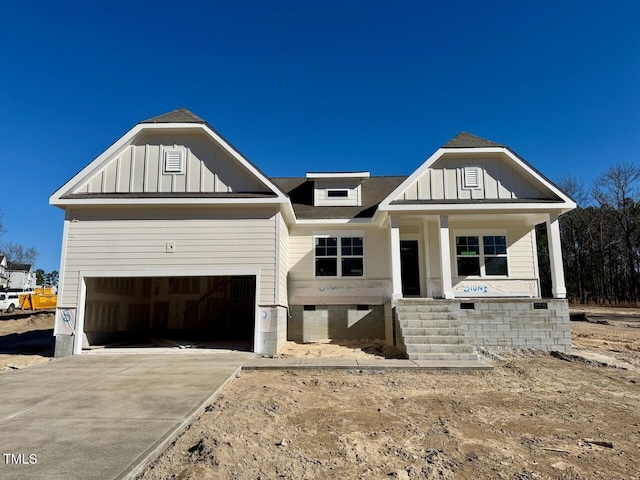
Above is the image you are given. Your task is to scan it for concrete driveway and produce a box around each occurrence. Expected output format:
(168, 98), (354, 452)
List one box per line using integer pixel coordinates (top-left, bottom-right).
(0, 351), (253, 480)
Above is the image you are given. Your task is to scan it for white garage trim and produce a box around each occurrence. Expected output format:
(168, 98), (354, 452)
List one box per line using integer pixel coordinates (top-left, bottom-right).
(74, 268), (261, 355)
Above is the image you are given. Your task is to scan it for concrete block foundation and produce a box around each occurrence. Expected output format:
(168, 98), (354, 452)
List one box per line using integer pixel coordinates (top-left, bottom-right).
(288, 305), (386, 343)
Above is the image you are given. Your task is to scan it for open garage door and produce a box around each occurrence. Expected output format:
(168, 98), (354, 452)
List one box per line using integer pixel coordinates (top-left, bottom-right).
(81, 275), (256, 351)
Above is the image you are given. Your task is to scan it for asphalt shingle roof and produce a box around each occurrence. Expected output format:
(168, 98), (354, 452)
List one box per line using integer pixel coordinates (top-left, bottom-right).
(141, 108), (206, 124)
(272, 176), (407, 219)
(442, 132), (504, 148)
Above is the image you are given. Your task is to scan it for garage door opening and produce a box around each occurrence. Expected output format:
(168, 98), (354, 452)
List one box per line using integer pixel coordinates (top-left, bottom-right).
(82, 275), (256, 351)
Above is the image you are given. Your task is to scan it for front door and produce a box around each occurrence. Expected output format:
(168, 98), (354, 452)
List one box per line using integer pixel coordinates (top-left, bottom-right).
(400, 240), (420, 296)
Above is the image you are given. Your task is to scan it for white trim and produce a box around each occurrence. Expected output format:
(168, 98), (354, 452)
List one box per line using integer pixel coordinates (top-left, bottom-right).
(422, 219), (432, 297)
(546, 214), (567, 299)
(73, 267), (262, 355)
(274, 211), (281, 305)
(296, 218), (373, 225)
(531, 224), (541, 297)
(306, 172), (370, 179)
(53, 217), (70, 336)
(312, 230), (366, 279)
(381, 203), (573, 213)
(389, 218), (402, 299)
(451, 229), (509, 279)
(51, 197), (287, 206)
(438, 215), (454, 299)
(399, 232), (424, 297)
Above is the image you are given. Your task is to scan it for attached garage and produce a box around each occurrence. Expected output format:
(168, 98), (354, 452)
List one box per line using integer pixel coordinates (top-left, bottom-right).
(79, 274), (257, 351)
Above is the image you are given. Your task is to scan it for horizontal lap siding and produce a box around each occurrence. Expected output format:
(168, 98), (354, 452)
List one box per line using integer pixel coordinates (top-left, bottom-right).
(289, 226), (389, 281)
(450, 220), (536, 279)
(60, 213), (277, 306)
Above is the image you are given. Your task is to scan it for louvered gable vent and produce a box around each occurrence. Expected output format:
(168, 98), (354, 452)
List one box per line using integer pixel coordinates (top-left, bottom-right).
(463, 166), (480, 189)
(164, 150), (184, 174)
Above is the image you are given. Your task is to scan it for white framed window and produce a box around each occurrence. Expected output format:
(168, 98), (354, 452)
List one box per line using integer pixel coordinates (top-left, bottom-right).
(163, 149), (185, 174)
(314, 234), (365, 277)
(455, 233), (508, 277)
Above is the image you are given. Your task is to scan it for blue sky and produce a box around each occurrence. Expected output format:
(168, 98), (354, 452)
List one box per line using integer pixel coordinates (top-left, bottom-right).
(1, 1), (639, 274)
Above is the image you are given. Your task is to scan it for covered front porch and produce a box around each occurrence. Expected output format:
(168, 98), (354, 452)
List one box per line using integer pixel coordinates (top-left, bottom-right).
(387, 212), (567, 301)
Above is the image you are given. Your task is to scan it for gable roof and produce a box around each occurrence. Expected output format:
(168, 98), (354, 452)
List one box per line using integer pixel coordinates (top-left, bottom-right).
(50, 109), (289, 206)
(141, 108), (206, 124)
(273, 176), (406, 219)
(7, 262), (32, 272)
(379, 132), (576, 214)
(442, 132), (504, 148)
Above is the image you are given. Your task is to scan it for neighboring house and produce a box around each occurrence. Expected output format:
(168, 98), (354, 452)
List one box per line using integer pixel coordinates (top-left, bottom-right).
(6, 262), (37, 291)
(50, 108), (575, 358)
(0, 255), (8, 289)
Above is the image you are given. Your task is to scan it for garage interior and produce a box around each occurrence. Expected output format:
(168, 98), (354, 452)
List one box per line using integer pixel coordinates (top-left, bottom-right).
(82, 275), (256, 351)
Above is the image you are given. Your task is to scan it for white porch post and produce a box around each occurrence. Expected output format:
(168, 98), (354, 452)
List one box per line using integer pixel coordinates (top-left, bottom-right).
(546, 213), (567, 299)
(389, 217), (403, 300)
(438, 215), (455, 299)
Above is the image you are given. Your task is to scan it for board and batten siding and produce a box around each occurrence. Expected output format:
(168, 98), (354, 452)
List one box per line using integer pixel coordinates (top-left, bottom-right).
(399, 155), (555, 201)
(72, 132), (270, 195)
(59, 208), (278, 307)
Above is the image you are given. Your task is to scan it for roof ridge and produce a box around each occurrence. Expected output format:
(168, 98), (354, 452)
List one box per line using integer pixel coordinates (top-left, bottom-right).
(442, 132), (504, 148)
(140, 108), (206, 124)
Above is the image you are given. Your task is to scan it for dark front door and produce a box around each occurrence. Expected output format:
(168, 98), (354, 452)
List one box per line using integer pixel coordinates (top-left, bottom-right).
(400, 240), (421, 296)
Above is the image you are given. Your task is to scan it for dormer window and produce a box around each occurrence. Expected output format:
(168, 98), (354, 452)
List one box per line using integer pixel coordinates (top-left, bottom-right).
(306, 172), (370, 207)
(327, 189), (349, 198)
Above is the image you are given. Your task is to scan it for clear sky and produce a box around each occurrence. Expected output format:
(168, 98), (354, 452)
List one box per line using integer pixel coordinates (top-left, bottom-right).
(1, 1), (639, 274)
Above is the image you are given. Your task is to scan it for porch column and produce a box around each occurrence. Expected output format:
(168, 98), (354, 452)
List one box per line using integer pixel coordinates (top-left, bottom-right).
(389, 217), (403, 300)
(546, 213), (567, 299)
(438, 215), (455, 299)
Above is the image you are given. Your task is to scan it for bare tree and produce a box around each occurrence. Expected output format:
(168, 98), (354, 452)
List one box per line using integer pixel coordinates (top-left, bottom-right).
(592, 162), (640, 301)
(0, 242), (39, 265)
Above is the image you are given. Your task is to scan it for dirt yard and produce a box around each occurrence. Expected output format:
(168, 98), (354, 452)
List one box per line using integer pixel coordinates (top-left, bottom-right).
(0, 310), (54, 372)
(2, 308), (640, 478)
(139, 307), (640, 480)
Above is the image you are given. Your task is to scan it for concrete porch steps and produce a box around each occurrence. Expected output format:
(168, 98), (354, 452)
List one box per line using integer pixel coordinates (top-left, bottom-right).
(395, 300), (477, 361)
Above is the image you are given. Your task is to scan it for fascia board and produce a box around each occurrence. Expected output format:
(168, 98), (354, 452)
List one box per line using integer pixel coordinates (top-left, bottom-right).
(200, 124), (288, 200)
(498, 149), (575, 205)
(379, 148), (447, 208)
(49, 124), (146, 202)
(381, 202), (576, 214)
(295, 218), (374, 225)
(50, 197), (286, 207)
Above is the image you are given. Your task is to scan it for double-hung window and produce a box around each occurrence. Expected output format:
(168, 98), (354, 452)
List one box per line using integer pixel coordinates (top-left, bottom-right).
(455, 234), (508, 277)
(315, 235), (364, 277)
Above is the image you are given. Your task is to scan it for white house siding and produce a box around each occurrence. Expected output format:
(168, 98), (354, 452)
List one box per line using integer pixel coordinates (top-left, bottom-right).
(73, 132), (270, 195)
(288, 225), (392, 305)
(400, 154), (555, 201)
(58, 207), (278, 308)
(313, 180), (361, 206)
(447, 219), (538, 297)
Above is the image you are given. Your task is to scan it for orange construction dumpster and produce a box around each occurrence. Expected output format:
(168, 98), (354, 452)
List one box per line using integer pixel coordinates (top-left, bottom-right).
(19, 288), (58, 310)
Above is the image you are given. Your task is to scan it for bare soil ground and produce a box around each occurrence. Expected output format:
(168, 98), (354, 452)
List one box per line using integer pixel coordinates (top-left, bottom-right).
(0, 310), (54, 372)
(140, 307), (640, 480)
(2, 308), (640, 478)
